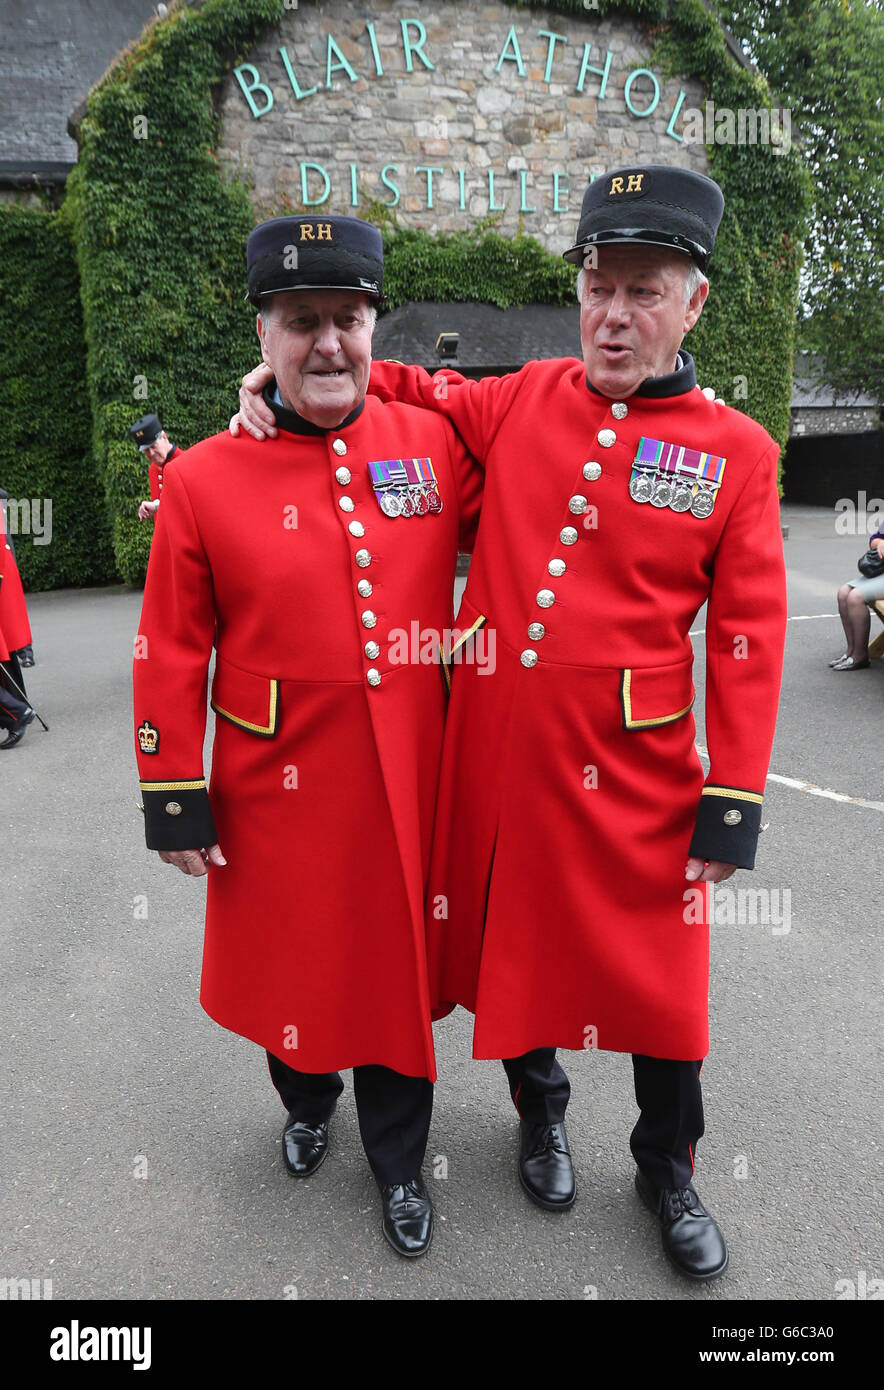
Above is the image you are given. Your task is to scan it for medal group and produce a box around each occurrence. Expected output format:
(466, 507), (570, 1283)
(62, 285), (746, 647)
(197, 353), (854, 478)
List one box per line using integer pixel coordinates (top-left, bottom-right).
(629, 437), (726, 517)
(369, 457), (443, 517)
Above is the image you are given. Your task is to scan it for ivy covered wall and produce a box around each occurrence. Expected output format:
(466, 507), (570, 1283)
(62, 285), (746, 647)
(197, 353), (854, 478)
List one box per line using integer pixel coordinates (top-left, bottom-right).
(0, 204), (113, 590)
(1, 0), (809, 588)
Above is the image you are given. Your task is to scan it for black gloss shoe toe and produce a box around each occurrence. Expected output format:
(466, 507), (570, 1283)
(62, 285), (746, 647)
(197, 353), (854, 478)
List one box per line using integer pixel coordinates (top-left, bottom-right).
(281, 1114), (330, 1177)
(635, 1170), (729, 1281)
(381, 1177), (434, 1257)
(0, 707), (35, 749)
(518, 1119), (576, 1210)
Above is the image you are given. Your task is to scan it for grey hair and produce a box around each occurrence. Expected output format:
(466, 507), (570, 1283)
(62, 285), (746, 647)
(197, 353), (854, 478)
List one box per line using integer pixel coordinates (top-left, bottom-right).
(259, 296), (378, 330)
(576, 258), (708, 305)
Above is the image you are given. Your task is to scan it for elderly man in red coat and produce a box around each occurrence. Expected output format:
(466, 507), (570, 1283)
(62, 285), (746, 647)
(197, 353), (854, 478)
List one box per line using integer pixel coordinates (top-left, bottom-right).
(134, 216), (481, 1257)
(236, 167), (787, 1282)
(0, 500), (36, 749)
(130, 415), (183, 521)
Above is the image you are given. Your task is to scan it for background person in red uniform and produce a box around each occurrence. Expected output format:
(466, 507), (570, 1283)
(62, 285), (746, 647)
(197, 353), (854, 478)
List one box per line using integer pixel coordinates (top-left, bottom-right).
(236, 167), (788, 1282)
(130, 414), (181, 521)
(133, 216), (481, 1257)
(0, 493), (36, 748)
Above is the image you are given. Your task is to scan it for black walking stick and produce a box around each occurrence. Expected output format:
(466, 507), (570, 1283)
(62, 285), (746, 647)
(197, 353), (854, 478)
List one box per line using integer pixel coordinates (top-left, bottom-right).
(0, 663), (49, 731)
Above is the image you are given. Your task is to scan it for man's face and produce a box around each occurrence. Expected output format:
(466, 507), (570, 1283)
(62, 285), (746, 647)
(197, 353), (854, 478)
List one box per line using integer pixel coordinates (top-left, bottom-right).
(256, 289), (374, 428)
(579, 245), (708, 398)
(144, 433), (171, 466)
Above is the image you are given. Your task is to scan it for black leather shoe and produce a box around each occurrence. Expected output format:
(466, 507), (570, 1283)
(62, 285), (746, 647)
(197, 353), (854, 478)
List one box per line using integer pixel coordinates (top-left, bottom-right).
(518, 1119), (576, 1210)
(281, 1113), (331, 1177)
(380, 1177), (433, 1257)
(0, 707), (35, 749)
(635, 1170), (729, 1281)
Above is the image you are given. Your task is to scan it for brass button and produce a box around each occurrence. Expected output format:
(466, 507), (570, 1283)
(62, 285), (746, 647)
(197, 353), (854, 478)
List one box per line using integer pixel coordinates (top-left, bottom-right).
(364, 640), (380, 659)
(527, 622), (545, 641)
(612, 402), (628, 420)
(333, 438), (347, 455)
(568, 494), (588, 515)
(357, 579), (373, 597)
(348, 520), (365, 537)
(366, 668), (381, 687)
(355, 549), (371, 568)
(536, 589), (555, 609)
(583, 461), (602, 481)
(548, 558), (566, 577)
(361, 610), (377, 629)
(165, 802), (182, 816)
(701, 387), (716, 401)
(339, 497), (355, 513)
(559, 527), (578, 546)
(520, 650), (538, 668)
(597, 428), (616, 448)
(335, 466), (351, 485)
(723, 809), (742, 826)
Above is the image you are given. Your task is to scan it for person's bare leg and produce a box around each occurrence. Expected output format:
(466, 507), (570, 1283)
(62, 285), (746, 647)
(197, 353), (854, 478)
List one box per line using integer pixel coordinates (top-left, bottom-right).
(833, 588), (871, 668)
(835, 584), (854, 658)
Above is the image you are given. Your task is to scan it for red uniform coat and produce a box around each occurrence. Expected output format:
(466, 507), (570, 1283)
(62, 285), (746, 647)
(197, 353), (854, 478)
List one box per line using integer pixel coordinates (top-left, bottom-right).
(148, 443), (180, 504)
(0, 527), (32, 658)
(370, 355), (787, 1062)
(133, 396), (481, 1081)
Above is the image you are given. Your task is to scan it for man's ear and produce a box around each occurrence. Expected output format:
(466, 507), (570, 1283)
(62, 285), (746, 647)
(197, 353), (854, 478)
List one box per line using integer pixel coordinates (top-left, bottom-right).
(256, 310), (271, 364)
(683, 279), (709, 334)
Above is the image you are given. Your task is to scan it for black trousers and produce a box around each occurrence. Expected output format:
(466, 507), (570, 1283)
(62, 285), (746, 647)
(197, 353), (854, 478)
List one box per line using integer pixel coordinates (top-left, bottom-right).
(502, 1048), (704, 1190)
(266, 1051), (433, 1188)
(0, 655), (29, 729)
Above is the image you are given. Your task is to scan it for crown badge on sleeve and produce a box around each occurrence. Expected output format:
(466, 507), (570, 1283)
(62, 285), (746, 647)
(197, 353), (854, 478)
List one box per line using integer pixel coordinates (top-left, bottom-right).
(138, 720), (159, 754)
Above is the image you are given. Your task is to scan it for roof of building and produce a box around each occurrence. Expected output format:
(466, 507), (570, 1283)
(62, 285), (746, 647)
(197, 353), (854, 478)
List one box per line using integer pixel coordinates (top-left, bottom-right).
(0, 0), (156, 173)
(375, 301), (581, 373)
(790, 355), (879, 409)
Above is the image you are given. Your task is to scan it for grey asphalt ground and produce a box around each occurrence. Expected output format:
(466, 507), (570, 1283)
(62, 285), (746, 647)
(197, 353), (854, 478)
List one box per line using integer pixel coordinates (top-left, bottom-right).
(1, 502), (881, 1302)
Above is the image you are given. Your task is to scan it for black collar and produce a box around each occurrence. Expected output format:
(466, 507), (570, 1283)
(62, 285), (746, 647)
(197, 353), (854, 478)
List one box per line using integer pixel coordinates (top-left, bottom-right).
(264, 384), (365, 436)
(586, 350), (697, 400)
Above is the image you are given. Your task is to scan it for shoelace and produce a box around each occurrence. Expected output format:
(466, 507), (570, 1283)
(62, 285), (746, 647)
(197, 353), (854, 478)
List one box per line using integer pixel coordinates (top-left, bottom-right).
(528, 1125), (569, 1157)
(665, 1187), (701, 1219)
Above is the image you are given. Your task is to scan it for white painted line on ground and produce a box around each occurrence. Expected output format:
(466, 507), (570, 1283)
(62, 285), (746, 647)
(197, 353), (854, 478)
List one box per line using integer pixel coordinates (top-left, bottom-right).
(695, 746), (884, 814)
(689, 614), (840, 637)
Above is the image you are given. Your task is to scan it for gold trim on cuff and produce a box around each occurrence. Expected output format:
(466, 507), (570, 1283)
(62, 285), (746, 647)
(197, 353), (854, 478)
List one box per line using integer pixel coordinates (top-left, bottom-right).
(140, 779), (206, 792)
(700, 786), (764, 804)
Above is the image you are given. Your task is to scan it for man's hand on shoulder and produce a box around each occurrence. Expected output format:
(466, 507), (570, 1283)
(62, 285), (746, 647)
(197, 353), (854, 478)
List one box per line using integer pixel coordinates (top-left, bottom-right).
(158, 844), (227, 877)
(230, 362), (277, 440)
(685, 858), (737, 883)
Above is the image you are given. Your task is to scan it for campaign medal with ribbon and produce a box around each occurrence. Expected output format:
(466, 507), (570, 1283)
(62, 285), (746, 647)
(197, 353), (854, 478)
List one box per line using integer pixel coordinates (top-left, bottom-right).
(690, 448), (726, 517)
(630, 438), (727, 518)
(368, 458), (443, 518)
(628, 436), (660, 503)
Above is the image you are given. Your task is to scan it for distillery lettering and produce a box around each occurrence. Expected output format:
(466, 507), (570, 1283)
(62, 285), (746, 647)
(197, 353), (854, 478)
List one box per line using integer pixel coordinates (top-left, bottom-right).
(233, 16), (698, 216)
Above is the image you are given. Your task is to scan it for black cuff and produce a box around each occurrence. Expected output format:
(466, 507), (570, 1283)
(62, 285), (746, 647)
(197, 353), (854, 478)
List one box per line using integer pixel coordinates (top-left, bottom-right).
(689, 790), (762, 870)
(141, 784), (218, 850)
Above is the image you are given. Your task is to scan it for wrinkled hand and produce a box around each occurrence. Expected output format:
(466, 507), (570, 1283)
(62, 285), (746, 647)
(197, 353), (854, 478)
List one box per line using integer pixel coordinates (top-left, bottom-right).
(871, 536), (883, 554)
(157, 844), (227, 877)
(138, 499), (160, 520)
(685, 857), (736, 883)
(229, 362), (277, 440)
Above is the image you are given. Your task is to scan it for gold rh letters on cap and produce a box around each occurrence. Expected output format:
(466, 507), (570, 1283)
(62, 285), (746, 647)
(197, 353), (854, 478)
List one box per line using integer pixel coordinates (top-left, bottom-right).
(300, 223), (333, 241)
(610, 175), (644, 196)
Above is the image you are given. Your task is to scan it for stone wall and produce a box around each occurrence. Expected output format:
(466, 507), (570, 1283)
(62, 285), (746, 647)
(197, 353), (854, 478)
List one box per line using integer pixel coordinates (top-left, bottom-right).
(216, 0), (710, 252)
(791, 408), (880, 438)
